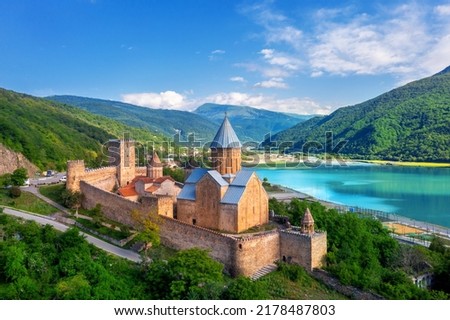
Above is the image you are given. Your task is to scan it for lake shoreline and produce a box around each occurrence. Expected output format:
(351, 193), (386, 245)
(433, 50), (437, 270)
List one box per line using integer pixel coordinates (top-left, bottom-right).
(243, 157), (450, 169)
(267, 184), (450, 240)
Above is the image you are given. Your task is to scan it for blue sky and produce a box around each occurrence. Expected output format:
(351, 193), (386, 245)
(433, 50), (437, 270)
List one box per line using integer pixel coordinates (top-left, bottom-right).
(1, 0), (449, 114)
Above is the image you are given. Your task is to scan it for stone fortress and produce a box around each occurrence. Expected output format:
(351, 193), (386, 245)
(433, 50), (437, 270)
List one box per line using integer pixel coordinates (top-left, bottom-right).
(66, 115), (327, 277)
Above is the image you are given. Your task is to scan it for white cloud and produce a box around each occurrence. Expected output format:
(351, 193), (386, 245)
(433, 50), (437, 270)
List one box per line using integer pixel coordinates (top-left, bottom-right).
(308, 5), (435, 77)
(240, 2), (302, 49)
(209, 49), (226, 61)
(230, 76), (246, 83)
(254, 77), (288, 89)
(205, 92), (331, 115)
(121, 89), (333, 115)
(266, 26), (302, 49)
(435, 4), (450, 15)
(419, 34), (450, 77)
(260, 48), (302, 70)
(240, 1), (450, 82)
(121, 91), (187, 110)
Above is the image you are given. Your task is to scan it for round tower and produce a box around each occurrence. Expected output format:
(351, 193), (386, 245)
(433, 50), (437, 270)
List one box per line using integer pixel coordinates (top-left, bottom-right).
(66, 160), (86, 192)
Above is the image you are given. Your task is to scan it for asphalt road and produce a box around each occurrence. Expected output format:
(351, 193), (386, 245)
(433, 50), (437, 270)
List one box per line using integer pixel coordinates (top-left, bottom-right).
(2, 207), (142, 263)
(29, 172), (66, 185)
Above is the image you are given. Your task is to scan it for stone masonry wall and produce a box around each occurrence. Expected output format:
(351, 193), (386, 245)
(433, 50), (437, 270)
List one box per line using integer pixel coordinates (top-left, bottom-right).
(89, 176), (117, 192)
(82, 167), (118, 184)
(80, 181), (163, 227)
(159, 216), (281, 276)
(311, 232), (327, 269)
(234, 231), (280, 276)
(159, 216), (236, 273)
(279, 230), (327, 271)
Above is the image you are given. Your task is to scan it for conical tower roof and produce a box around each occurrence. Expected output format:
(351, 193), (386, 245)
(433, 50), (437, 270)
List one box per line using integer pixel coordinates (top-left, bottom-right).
(210, 114), (242, 148)
(149, 152), (163, 167)
(302, 208), (315, 225)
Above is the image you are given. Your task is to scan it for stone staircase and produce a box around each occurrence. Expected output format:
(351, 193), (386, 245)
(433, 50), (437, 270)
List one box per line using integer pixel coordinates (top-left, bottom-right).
(250, 263), (278, 281)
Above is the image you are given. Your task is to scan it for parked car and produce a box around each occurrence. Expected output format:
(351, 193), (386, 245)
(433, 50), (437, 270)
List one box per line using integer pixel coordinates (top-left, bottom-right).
(59, 175), (67, 182)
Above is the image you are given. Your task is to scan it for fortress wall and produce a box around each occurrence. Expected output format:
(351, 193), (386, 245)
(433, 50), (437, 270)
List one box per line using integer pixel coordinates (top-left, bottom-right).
(159, 216), (236, 274)
(233, 231), (280, 276)
(87, 176), (117, 191)
(279, 230), (327, 271)
(80, 181), (160, 227)
(280, 231), (312, 270)
(311, 232), (327, 269)
(83, 167), (117, 183)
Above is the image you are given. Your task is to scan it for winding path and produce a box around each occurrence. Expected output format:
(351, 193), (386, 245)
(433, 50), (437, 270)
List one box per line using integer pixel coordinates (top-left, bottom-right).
(2, 207), (141, 263)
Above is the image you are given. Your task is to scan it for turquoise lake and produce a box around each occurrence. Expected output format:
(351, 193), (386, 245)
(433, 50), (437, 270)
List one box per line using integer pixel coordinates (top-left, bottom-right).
(255, 164), (450, 228)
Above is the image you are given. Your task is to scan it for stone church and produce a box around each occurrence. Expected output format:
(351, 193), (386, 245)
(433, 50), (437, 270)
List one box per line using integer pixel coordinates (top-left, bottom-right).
(177, 115), (269, 233)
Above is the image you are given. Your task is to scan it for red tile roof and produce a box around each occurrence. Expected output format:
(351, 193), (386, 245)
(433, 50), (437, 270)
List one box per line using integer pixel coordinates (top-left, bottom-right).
(118, 187), (138, 197)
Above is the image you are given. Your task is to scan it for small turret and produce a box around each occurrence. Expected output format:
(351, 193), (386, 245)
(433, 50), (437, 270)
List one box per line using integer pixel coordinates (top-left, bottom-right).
(300, 208), (315, 235)
(147, 151), (163, 179)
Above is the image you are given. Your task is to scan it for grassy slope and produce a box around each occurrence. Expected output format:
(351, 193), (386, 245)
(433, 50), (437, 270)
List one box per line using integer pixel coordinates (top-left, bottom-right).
(0, 189), (57, 215)
(0, 88), (166, 170)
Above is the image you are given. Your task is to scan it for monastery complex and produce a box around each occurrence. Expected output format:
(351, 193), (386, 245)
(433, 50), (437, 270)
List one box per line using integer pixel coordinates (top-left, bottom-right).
(66, 115), (327, 277)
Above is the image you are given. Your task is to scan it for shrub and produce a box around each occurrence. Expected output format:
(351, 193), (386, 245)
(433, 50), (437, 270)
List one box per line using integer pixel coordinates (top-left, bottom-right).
(9, 186), (22, 198)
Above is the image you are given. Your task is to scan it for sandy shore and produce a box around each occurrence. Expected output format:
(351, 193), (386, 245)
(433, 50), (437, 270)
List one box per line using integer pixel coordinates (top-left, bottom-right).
(268, 185), (338, 209)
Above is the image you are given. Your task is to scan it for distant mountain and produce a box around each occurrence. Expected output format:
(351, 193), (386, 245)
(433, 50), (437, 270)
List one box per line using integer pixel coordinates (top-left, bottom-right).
(47, 96), (218, 142)
(194, 103), (313, 142)
(0, 88), (165, 170)
(47, 97), (312, 143)
(271, 67), (450, 161)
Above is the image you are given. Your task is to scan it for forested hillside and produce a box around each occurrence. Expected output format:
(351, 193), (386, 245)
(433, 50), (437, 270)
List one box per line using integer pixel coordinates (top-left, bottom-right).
(0, 88), (165, 170)
(272, 67), (450, 161)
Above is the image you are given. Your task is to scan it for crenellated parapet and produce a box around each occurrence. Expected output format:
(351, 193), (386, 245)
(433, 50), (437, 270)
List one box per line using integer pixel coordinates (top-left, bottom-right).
(66, 160), (117, 192)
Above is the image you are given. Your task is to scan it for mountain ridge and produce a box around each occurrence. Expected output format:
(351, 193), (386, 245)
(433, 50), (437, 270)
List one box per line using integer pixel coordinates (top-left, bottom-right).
(193, 103), (313, 142)
(271, 68), (450, 161)
(47, 96), (311, 142)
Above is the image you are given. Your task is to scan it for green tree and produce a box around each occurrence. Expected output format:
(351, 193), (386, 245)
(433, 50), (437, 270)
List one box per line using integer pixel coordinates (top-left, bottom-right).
(9, 186), (21, 198)
(163, 167), (185, 183)
(145, 248), (224, 299)
(2, 242), (28, 281)
(61, 190), (83, 217)
(56, 274), (91, 299)
(10, 168), (28, 186)
(223, 276), (268, 299)
(0, 173), (12, 187)
(131, 209), (161, 247)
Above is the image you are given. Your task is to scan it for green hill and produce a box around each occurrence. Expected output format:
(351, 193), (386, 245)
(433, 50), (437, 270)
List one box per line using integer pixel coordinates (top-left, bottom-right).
(0, 88), (165, 170)
(194, 103), (312, 142)
(47, 95), (219, 142)
(272, 67), (450, 161)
